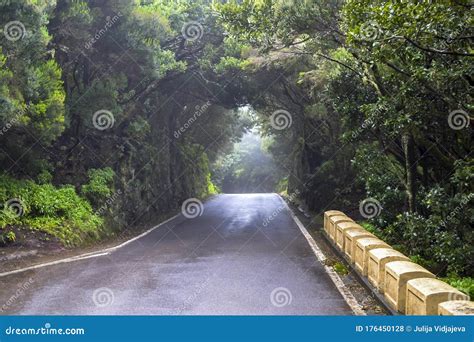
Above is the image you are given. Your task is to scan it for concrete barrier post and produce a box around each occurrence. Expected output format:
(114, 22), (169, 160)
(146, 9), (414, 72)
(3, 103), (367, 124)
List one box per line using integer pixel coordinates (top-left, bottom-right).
(438, 300), (474, 315)
(344, 228), (375, 261)
(324, 211), (344, 235)
(328, 215), (354, 241)
(354, 238), (390, 276)
(406, 278), (470, 315)
(367, 248), (409, 293)
(384, 261), (435, 313)
(335, 222), (363, 251)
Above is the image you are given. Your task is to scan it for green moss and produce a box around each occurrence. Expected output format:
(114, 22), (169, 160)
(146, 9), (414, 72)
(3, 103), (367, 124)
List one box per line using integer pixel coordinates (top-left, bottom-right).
(206, 173), (219, 195)
(333, 262), (349, 275)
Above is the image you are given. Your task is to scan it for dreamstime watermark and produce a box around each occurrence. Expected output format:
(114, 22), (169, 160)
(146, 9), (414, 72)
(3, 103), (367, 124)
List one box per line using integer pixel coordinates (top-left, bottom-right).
(262, 191), (300, 227)
(92, 287), (114, 308)
(174, 101), (211, 139)
(95, 189), (122, 216)
(85, 12), (123, 50)
(359, 198), (382, 219)
(358, 2), (435, 42)
(439, 21), (468, 51)
(1, 278), (34, 313)
(439, 193), (473, 228)
(448, 109), (471, 130)
(181, 198), (204, 219)
(349, 104), (390, 141)
(3, 21), (26, 41)
(0, 107), (27, 137)
(181, 21), (204, 42)
(171, 277), (211, 314)
(92, 110), (115, 130)
(5, 323), (85, 336)
(359, 20), (382, 41)
(3, 198), (25, 217)
(447, 290), (470, 302)
(270, 109), (293, 130)
(270, 287), (292, 307)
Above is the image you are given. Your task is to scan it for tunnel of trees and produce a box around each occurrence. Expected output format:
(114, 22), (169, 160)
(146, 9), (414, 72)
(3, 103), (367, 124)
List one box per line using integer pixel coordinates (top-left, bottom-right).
(0, 1), (472, 292)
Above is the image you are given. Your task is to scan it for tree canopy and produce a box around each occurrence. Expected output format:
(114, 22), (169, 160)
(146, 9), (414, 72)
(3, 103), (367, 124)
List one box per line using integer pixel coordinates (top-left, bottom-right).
(0, 0), (472, 290)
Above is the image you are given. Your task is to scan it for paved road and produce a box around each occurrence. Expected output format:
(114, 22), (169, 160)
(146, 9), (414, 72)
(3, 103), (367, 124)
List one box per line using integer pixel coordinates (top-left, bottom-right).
(0, 194), (352, 315)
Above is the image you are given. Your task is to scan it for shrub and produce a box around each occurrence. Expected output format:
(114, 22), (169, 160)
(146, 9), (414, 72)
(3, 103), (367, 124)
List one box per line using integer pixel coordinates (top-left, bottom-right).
(442, 275), (474, 299)
(36, 169), (53, 184)
(0, 230), (15, 246)
(0, 173), (103, 246)
(354, 148), (473, 277)
(81, 167), (115, 205)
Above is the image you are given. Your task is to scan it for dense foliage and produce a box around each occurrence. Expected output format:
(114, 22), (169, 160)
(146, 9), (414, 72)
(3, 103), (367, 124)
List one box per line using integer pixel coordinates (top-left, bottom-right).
(0, 0), (472, 286)
(0, 173), (102, 246)
(0, 0), (250, 245)
(216, 0), (473, 278)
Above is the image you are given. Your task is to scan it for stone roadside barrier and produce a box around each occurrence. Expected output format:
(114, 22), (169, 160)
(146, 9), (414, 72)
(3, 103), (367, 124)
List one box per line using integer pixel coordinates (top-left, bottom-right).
(323, 210), (474, 315)
(328, 215), (354, 242)
(406, 278), (469, 315)
(335, 222), (363, 250)
(323, 211), (344, 235)
(384, 261), (435, 313)
(367, 248), (409, 293)
(438, 300), (474, 315)
(344, 228), (374, 261)
(354, 237), (390, 276)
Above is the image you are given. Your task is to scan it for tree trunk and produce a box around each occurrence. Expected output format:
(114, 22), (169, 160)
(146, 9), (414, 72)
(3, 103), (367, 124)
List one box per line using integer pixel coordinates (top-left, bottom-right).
(402, 132), (417, 213)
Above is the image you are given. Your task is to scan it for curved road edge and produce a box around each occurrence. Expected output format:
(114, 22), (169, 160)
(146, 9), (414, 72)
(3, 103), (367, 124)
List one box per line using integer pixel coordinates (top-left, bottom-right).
(1, 194), (366, 316)
(279, 196), (366, 316)
(0, 214), (180, 278)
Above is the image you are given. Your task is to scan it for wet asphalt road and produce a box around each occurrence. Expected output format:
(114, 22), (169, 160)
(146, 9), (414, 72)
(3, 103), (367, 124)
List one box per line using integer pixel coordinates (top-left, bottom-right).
(0, 194), (351, 315)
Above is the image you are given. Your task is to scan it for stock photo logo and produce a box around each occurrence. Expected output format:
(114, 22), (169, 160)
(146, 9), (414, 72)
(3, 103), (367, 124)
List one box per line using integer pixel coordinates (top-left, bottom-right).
(3, 198), (25, 217)
(174, 101), (211, 139)
(359, 198), (382, 219)
(448, 109), (471, 130)
(181, 198), (204, 219)
(447, 291), (471, 303)
(1, 278), (34, 313)
(270, 287), (293, 308)
(84, 12), (123, 50)
(92, 110), (115, 130)
(270, 110), (293, 131)
(92, 287), (114, 308)
(359, 20), (382, 41)
(3, 20), (26, 41)
(181, 21), (204, 42)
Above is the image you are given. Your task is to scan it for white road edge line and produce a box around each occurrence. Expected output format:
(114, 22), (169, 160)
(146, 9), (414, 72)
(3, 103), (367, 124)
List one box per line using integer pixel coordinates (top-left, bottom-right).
(279, 195), (366, 316)
(0, 213), (181, 278)
(2, 195), (364, 315)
